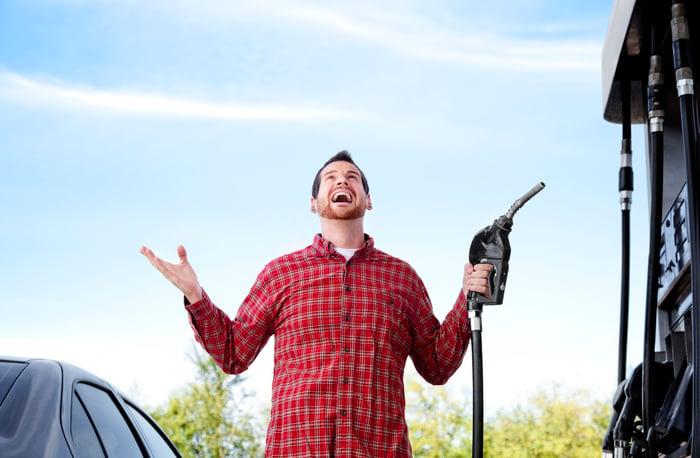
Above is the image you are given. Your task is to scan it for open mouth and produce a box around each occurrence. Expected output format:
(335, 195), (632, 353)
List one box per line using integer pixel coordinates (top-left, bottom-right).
(331, 191), (353, 203)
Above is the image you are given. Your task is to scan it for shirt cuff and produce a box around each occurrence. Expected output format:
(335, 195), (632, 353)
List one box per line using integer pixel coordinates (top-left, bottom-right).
(184, 288), (209, 311)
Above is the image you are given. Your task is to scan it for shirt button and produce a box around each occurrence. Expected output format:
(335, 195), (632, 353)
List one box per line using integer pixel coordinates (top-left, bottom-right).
(340, 410), (347, 416)
(345, 315), (351, 321)
(345, 286), (351, 292)
(344, 347), (351, 353)
(343, 377), (349, 384)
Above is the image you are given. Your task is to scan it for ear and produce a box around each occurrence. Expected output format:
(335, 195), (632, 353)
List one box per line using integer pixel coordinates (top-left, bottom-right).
(366, 194), (373, 211)
(310, 197), (317, 213)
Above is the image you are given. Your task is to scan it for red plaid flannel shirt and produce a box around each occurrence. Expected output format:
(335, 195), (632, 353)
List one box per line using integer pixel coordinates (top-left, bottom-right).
(186, 234), (470, 457)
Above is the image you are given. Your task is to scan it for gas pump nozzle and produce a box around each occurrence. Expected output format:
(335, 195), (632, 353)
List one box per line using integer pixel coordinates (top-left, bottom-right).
(468, 182), (545, 305)
(467, 181), (545, 458)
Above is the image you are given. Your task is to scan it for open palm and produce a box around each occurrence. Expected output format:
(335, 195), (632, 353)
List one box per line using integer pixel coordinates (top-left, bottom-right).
(140, 245), (203, 303)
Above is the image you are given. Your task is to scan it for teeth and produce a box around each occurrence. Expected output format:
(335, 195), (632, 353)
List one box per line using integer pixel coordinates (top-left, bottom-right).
(332, 191), (351, 203)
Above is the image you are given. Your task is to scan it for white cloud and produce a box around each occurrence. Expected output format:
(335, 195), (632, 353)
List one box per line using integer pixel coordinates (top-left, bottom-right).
(45, 0), (601, 73)
(0, 71), (369, 120)
(259, 1), (601, 72)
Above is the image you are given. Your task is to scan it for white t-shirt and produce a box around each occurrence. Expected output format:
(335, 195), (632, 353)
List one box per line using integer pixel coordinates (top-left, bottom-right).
(335, 247), (359, 262)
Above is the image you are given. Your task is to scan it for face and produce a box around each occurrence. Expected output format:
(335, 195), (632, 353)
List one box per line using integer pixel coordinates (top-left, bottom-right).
(311, 161), (372, 220)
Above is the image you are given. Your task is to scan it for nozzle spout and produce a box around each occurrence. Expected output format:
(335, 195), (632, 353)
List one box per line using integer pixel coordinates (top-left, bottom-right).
(504, 182), (545, 219)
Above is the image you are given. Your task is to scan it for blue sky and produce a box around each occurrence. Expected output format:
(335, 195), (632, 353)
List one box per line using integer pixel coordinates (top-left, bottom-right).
(1, 0), (650, 414)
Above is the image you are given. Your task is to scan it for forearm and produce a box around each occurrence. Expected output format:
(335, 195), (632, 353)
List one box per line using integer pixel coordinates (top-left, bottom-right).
(412, 289), (471, 385)
(185, 287), (273, 375)
(185, 290), (246, 374)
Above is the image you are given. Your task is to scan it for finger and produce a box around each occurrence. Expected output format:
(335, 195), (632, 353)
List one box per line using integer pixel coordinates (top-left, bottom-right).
(143, 249), (164, 268)
(470, 270), (488, 279)
(140, 246), (157, 262)
(140, 246), (173, 275)
(475, 263), (493, 271)
(475, 264), (494, 278)
(469, 282), (490, 297)
(177, 245), (187, 263)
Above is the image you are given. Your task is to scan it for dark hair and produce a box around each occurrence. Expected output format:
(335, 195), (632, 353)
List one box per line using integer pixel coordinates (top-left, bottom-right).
(311, 150), (370, 198)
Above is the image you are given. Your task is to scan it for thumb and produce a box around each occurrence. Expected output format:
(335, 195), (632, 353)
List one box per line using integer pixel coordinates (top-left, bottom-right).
(177, 245), (188, 263)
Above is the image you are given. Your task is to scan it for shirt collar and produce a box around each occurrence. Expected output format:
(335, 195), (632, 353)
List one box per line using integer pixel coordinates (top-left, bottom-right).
(312, 233), (375, 260)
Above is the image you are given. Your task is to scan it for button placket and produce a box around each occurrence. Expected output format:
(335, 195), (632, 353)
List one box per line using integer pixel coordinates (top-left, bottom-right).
(338, 264), (352, 429)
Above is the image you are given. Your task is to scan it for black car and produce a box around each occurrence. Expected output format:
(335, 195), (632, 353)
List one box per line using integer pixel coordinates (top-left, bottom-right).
(0, 356), (181, 457)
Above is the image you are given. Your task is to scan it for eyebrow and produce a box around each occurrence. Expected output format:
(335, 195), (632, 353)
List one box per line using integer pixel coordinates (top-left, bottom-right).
(322, 168), (360, 178)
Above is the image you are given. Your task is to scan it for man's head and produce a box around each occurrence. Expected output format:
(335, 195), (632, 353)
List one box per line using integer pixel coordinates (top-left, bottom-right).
(311, 151), (369, 199)
(311, 151), (372, 220)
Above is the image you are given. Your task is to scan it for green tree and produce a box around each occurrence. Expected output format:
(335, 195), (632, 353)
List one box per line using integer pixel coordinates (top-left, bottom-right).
(406, 378), (611, 457)
(406, 379), (472, 457)
(483, 384), (611, 457)
(149, 343), (266, 457)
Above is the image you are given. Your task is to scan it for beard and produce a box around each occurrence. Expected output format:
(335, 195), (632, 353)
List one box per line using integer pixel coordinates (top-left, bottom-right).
(316, 199), (366, 220)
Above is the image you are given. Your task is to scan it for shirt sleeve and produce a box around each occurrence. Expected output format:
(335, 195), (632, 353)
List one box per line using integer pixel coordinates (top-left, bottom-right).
(185, 270), (275, 375)
(409, 282), (470, 385)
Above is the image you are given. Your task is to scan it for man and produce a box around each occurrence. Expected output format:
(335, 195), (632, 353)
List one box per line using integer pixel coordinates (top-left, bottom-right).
(141, 151), (492, 457)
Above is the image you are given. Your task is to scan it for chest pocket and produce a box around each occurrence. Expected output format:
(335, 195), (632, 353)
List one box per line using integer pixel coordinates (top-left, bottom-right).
(353, 289), (413, 359)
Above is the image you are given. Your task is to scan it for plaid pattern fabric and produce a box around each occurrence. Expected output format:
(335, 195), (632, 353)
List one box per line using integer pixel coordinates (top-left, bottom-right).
(186, 234), (470, 457)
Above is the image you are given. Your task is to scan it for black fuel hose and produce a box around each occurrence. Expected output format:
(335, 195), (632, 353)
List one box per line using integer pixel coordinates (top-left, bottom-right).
(642, 16), (665, 456)
(468, 302), (483, 458)
(618, 76), (633, 386)
(670, 3), (700, 456)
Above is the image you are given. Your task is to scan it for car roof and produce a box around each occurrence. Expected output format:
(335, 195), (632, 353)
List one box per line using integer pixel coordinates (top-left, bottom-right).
(0, 355), (180, 457)
(0, 355), (125, 396)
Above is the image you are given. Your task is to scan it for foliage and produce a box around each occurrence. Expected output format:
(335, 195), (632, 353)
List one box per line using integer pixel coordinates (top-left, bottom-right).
(483, 383), (611, 457)
(148, 343), (266, 457)
(406, 378), (611, 458)
(149, 347), (611, 457)
(406, 379), (472, 457)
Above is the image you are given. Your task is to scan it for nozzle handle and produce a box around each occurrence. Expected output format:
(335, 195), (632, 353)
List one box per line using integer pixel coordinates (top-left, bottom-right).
(504, 182), (545, 219)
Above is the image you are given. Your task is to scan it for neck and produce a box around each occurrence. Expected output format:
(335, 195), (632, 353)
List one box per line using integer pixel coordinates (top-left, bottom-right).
(319, 217), (365, 248)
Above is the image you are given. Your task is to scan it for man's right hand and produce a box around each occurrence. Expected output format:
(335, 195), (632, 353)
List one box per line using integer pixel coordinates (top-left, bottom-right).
(140, 245), (203, 304)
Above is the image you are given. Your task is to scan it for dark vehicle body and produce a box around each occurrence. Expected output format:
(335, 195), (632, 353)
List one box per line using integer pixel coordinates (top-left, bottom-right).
(0, 356), (181, 457)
